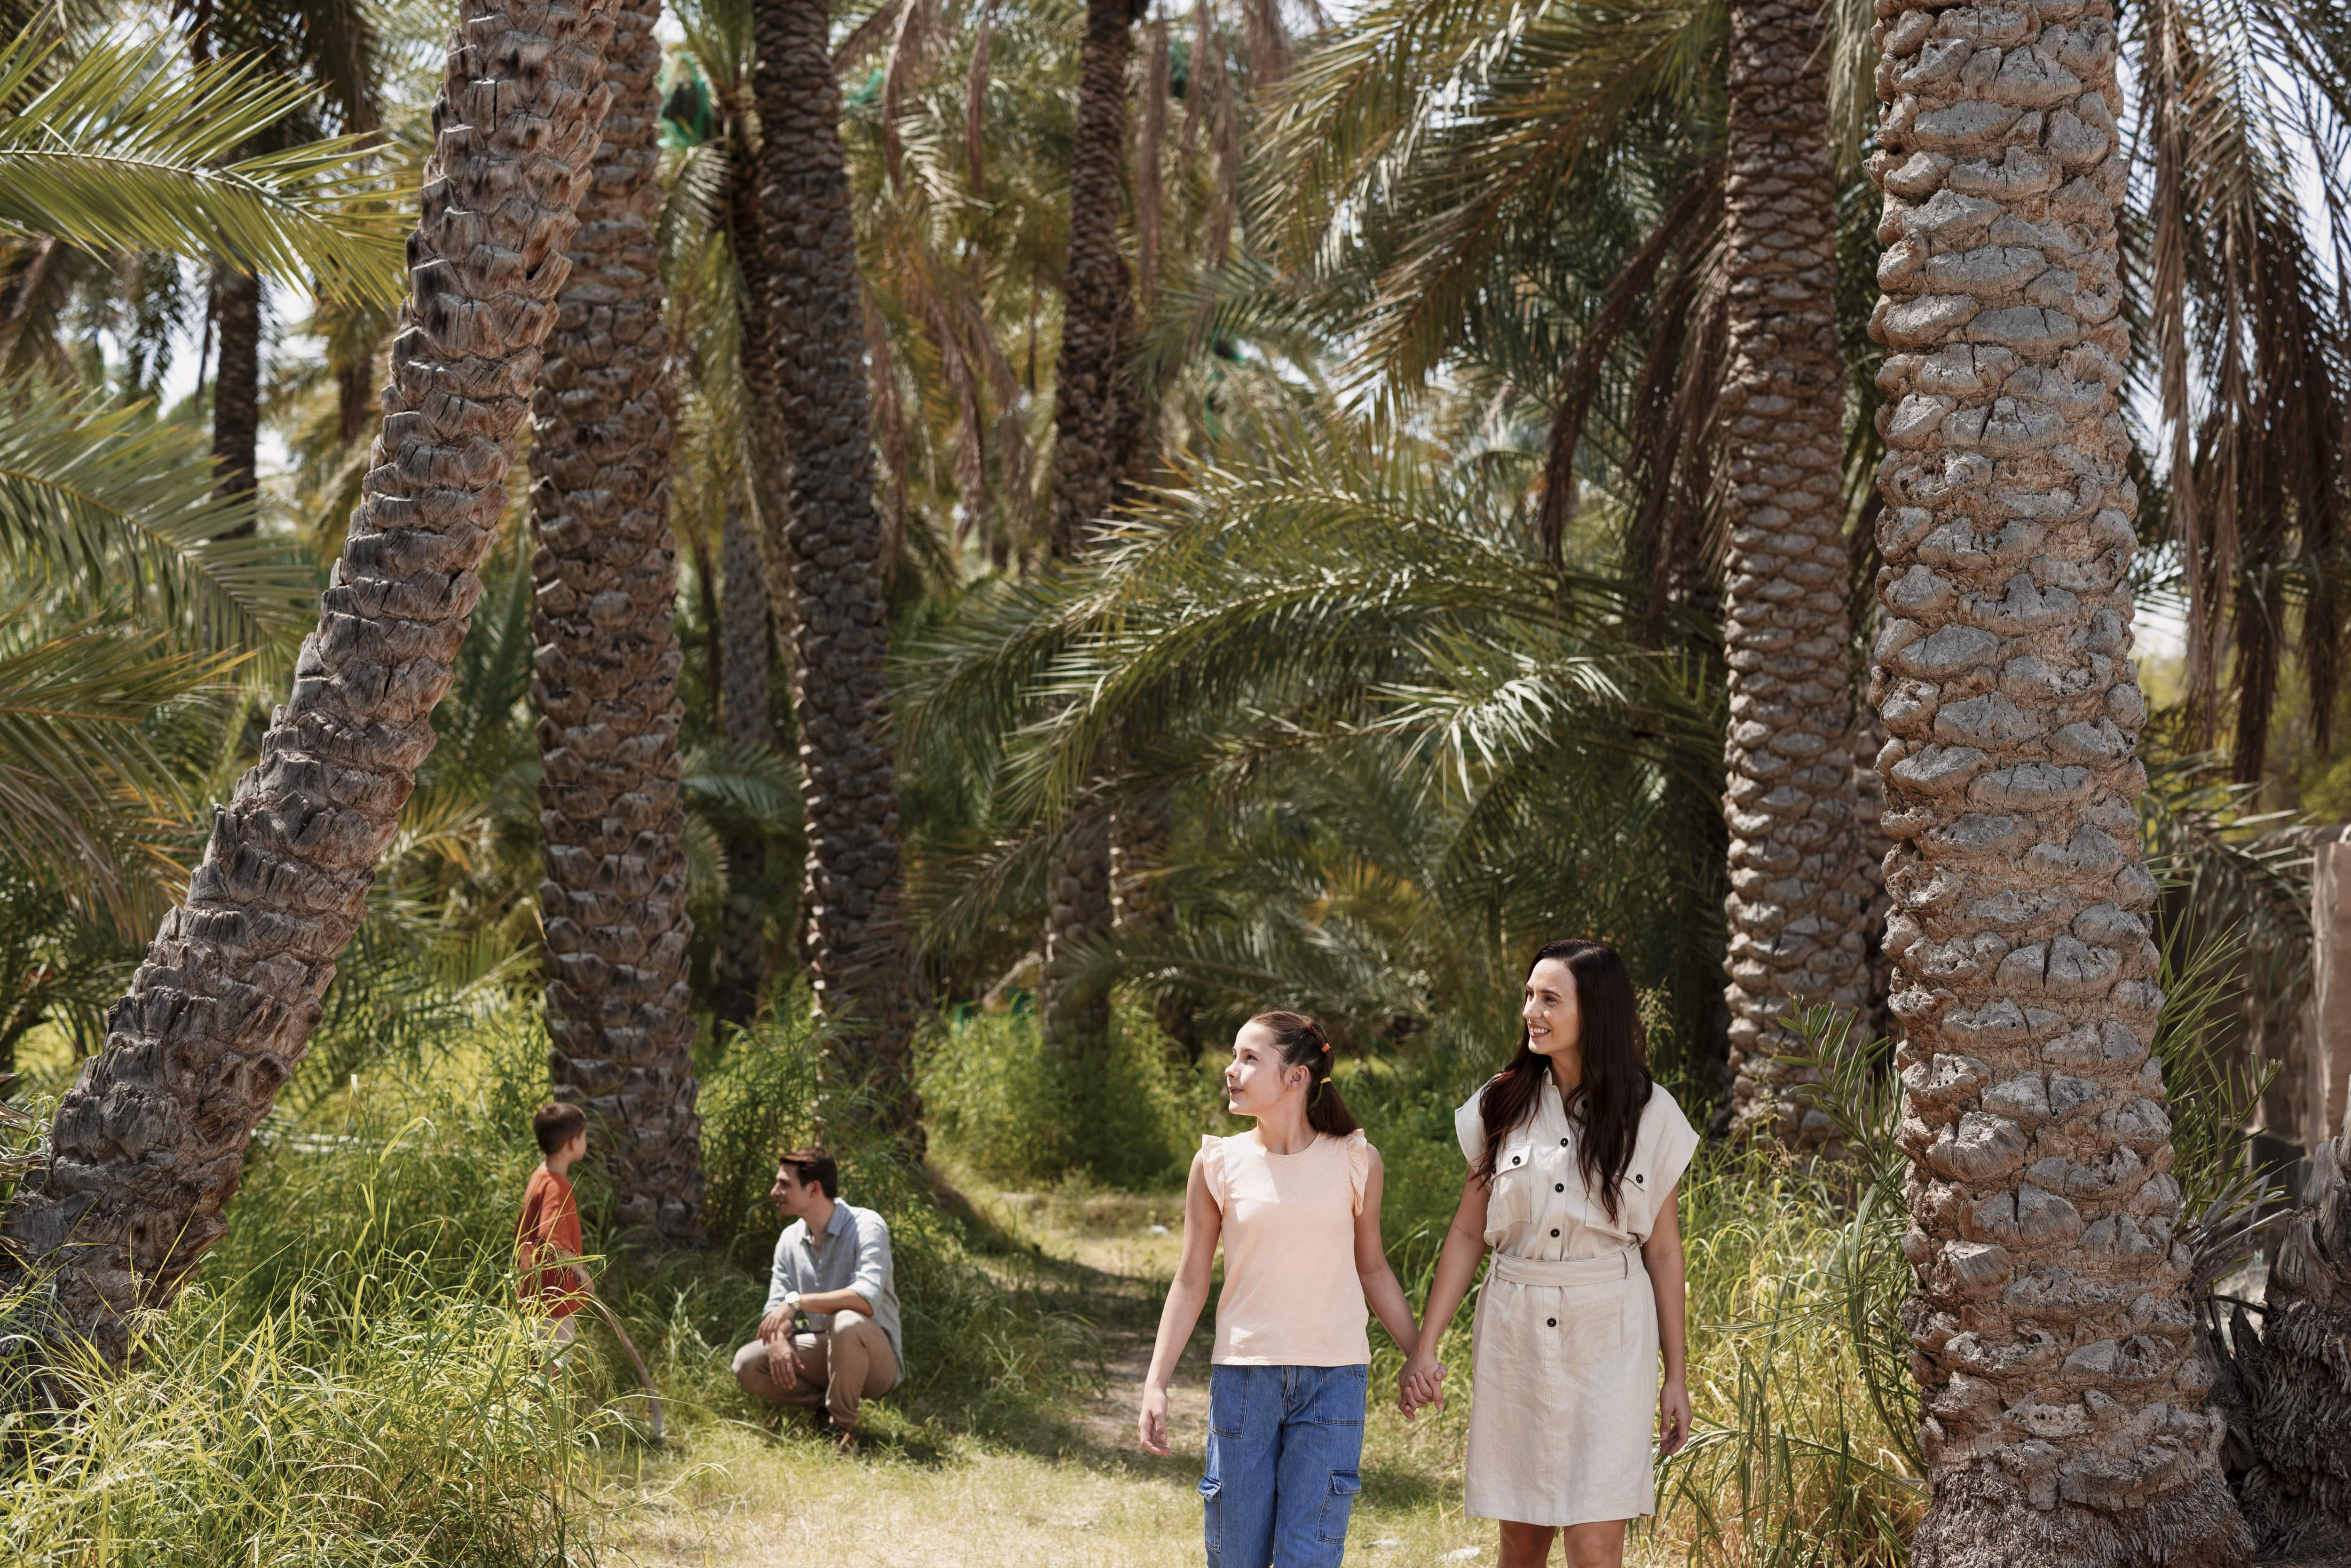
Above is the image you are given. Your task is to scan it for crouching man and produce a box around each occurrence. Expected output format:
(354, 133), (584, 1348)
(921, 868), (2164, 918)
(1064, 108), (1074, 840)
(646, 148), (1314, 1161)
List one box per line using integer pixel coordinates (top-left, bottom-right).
(732, 1147), (903, 1449)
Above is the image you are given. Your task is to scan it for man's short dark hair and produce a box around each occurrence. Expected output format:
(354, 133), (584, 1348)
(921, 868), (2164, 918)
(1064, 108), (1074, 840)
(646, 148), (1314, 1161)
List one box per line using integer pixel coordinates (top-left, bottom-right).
(778, 1146), (838, 1199)
(534, 1102), (587, 1155)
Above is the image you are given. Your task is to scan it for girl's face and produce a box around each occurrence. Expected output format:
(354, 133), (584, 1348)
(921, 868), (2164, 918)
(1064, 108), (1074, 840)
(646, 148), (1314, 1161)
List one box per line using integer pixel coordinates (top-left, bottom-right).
(1223, 1021), (1304, 1117)
(1523, 957), (1582, 1058)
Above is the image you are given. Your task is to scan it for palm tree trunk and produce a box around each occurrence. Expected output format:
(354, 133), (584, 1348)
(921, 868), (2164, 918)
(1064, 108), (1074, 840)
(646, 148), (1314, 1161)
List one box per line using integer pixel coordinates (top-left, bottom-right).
(529, 0), (702, 1247)
(1040, 0), (1142, 1073)
(0, 0), (619, 1368)
(725, 115), (801, 683)
(1869, 0), (2249, 1556)
(713, 498), (772, 1030)
(1717, 0), (1866, 1146)
(211, 266), (261, 535)
(751, 0), (919, 1129)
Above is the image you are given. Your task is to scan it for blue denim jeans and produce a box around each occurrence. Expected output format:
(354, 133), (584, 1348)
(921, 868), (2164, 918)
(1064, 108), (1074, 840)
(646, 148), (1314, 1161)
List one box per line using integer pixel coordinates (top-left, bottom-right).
(1200, 1363), (1368, 1568)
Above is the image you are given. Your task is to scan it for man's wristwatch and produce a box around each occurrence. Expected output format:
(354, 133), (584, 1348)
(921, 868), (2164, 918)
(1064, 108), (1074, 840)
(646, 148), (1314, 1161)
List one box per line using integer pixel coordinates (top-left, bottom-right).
(783, 1290), (803, 1323)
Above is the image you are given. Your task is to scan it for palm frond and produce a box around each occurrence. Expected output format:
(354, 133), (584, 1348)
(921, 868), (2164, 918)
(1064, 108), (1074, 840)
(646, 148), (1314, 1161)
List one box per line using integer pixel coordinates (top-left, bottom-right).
(0, 24), (402, 302)
(0, 388), (319, 645)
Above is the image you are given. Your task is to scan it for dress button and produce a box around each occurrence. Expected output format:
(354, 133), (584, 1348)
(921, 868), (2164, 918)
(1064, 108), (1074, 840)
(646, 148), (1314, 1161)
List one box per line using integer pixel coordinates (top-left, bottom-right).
(1550, 1229), (1560, 1237)
(1554, 1183), (1564, 1192)
(1511, 1155), (1521, 1165)
(1560, 1138), (1569, 1146)
(1546, 1318), (1557, 1328)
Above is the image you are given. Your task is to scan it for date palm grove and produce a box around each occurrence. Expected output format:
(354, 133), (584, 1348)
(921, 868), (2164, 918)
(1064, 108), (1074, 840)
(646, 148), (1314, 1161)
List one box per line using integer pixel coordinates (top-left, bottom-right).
(0, 0), (2347, 1557)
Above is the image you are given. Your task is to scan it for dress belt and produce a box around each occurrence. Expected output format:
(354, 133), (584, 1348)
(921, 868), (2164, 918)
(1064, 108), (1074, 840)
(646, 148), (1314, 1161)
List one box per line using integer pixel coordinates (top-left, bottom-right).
(1488, 1246), (1643, 1288)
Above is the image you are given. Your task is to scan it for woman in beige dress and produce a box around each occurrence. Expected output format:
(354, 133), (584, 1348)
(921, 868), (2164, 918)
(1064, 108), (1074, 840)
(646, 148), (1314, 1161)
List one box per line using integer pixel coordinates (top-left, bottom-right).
(1399, 938), (1698, 1568)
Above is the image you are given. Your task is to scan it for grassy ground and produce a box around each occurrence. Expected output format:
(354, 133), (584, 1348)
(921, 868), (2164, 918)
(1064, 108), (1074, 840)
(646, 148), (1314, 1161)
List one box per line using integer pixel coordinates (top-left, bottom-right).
(607, 1171), (1660, 1568)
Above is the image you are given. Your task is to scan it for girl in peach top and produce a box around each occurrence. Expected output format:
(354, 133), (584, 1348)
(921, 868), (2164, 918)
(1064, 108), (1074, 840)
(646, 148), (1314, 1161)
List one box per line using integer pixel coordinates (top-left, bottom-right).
(1138, 1011), (1422, 1568)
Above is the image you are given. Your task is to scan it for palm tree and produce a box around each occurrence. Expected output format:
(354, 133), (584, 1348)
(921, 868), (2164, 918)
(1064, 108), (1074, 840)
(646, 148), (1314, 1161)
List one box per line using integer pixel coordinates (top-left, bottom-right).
(1714, 0), (1867, 1145)
(750, 0), (919, 1129)
(529, 0), (703, 1247)
(1867, 0), (2248, 1555)
(906, 414), (1733, 1071)
(712, 498), (771, 1026)
(1039, 0), (1144, 1070)
(175, 0), (381, 526)
(0, 0), (615, 1369)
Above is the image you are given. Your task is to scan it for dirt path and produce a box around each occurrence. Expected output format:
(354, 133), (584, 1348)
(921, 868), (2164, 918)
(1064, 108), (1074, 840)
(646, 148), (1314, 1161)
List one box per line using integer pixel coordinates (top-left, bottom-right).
(619, 1182), (1497, 1568)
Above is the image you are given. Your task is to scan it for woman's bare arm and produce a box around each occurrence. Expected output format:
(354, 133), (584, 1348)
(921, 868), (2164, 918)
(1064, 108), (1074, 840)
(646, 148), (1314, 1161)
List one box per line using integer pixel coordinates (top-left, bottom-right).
(1397, 1174), (1489, 1413)
(1139, 1149), (1223, 1455)
(1642, 1182), (1691, 1455)
(1351, 1148), (1419, 1357)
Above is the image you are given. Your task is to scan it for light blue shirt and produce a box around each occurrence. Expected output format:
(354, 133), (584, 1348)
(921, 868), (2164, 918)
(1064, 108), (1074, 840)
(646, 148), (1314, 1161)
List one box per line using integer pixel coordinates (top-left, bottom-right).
(766, 1199), (903, 1369)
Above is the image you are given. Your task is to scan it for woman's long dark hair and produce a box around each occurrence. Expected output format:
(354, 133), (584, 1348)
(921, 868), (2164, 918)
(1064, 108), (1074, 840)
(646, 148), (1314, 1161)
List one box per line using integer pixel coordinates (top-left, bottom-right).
(1473, 938), (1651, 1222)
(1249, 1010), (1360, 1138)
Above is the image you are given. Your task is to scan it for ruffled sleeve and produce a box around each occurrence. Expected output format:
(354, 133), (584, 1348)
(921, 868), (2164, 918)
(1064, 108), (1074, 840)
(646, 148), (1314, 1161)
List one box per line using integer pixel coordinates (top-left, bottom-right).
(1198, 1134), (1226, 1210)
(1621, 1087), (1701, 1240)
(1343, 1130), (1373, 1216)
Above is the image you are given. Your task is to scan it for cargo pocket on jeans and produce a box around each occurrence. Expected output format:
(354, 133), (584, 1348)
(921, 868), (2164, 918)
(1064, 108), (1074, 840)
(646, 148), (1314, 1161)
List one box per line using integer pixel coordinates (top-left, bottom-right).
(1200, 1476), (1223, 1563)
(1317, 1470), (1361, 1543)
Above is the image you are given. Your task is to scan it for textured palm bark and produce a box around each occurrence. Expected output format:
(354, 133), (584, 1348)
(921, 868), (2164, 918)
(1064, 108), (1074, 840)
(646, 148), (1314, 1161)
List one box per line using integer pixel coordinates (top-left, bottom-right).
(212, 267), (262, 534)
(725, 117), (802, 681)
(1044, 0), (1143, 563)
(529, 0), (702, 1247)
(2213, 1121), (2351, 1556)
(712, 499), (773, 1030)
(1868, 0), (2249, 1557)
(0, 0), (616, 1367)
(751, 0), (917, 1124)
(1718, 0), (1868, 1146)
(1040, 0), (1142, 1069)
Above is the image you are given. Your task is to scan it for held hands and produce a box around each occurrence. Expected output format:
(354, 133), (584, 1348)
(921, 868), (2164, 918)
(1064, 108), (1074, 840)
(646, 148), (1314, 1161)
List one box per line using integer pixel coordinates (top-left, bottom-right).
(1658, 1373), (1692, 1456)
(1137, 1383), (1173, 1456)
(1398, 1351), (1447, 1417)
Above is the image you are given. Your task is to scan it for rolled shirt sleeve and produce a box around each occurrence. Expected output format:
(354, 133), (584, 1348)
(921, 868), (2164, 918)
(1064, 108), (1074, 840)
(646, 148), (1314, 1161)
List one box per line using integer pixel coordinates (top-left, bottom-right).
(850, 1211), (893, 1314)
(766, 1226), (797, 1315)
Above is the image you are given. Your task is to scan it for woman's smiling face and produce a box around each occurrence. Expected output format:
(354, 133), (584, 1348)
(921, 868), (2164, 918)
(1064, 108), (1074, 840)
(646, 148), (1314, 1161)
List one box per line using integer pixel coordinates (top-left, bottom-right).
(1523, 956), (1581, 1058)
(1223, 1020), (1300, 1116)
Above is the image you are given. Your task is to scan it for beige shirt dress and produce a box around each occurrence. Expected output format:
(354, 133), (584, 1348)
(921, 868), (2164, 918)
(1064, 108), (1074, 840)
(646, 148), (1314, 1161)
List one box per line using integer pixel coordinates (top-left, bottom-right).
(1452, 1077), (1700, 1527)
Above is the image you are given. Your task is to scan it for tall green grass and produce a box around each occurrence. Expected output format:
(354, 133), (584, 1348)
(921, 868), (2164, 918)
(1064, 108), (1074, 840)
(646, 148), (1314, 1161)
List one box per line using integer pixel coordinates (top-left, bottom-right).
(1, 991), (1102, 1561)
(0, 1262), (614, 1567)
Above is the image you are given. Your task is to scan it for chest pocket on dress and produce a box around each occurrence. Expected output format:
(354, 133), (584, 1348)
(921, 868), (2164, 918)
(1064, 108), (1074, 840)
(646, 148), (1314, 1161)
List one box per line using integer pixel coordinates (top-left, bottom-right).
(1484, 1131), (1540, 1237)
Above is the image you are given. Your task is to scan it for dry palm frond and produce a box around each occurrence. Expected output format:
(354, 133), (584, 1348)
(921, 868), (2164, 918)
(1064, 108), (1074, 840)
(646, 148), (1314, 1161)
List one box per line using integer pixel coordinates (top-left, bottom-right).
(2128, 0), (2351, 779)
(835, 0), (904, 72)
(882, 0), (941, 189)
(964, 6), (993, 199)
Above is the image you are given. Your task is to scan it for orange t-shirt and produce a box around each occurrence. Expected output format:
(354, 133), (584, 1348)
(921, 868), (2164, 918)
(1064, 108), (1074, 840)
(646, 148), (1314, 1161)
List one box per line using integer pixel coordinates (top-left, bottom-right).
(514, 1168), (585, 1318)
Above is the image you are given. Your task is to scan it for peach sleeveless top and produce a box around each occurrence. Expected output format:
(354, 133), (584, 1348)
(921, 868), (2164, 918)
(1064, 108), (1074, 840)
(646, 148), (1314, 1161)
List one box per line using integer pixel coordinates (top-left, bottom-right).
(1199, 1128), (1373, 1367)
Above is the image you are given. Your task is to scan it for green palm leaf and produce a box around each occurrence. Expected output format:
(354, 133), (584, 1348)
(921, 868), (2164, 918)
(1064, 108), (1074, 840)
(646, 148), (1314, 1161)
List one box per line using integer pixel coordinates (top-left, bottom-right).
(0, 611), (245, 923)
(0, 23), (401, 302)
(0, 388), (320, 644)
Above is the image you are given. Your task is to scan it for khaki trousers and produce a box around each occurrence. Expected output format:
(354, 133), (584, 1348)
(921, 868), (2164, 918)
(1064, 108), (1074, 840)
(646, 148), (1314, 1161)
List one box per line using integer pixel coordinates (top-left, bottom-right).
(733, 1315), (900, 1430)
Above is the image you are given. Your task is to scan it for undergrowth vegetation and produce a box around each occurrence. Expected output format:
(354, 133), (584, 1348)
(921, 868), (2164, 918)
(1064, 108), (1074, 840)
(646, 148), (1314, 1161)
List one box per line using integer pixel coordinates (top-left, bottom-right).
(0, 994), (1095, 1566)
(0, 894), (2269, 1566)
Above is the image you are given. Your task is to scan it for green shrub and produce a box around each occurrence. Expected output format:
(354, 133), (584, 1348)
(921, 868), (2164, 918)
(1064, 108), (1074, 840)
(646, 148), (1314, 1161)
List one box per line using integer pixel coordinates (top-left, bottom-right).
(916, 1000), (1212, 1188)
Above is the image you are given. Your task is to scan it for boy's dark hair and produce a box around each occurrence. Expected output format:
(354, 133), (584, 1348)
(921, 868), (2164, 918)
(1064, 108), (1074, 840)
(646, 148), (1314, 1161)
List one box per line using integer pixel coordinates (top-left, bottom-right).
(533, 1102), (587, 1155)
(778, 1146), (839, 1199)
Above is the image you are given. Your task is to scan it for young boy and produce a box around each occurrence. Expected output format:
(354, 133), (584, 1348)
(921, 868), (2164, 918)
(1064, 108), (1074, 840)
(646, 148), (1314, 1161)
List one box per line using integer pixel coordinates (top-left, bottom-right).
(515, 1101), (593, 1355)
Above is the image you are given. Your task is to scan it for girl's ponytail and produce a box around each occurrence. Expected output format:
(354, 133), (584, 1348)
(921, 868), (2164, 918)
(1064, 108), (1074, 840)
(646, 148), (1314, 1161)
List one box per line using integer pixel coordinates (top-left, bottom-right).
(1248, 1010), (1360, 1137)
